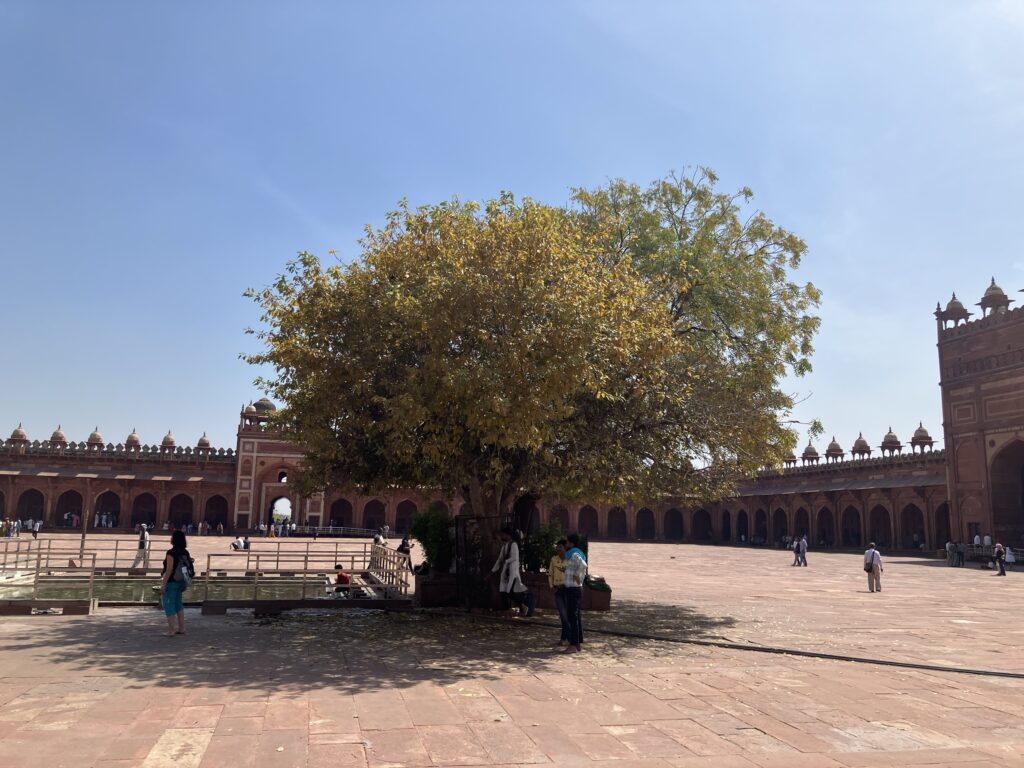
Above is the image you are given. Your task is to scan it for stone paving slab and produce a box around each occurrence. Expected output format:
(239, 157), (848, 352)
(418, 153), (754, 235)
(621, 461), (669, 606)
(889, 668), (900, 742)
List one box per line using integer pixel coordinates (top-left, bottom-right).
(0, 540), (1022, 767)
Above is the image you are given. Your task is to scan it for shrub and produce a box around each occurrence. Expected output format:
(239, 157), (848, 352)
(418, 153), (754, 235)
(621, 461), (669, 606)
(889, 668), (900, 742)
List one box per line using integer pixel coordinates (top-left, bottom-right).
(409, 502), (454, 573)
(521, 519), (565, 573)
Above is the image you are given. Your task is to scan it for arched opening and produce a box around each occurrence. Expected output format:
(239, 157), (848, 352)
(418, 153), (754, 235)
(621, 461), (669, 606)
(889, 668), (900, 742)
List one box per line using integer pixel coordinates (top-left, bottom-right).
(395, 500), (417, 534)
(990, 440), (1024, 546)
(842, 506), (862, 547)
(16, 489), (44, 523)
(934, 502), (951, 546)
(93, 491), (121, 529)
(794, 508), (810, 540)
(608, 507), (628, 538)
(513, 494), (540, 536)
(204, 496), (229, 530)
(635, 508), (655, 539)
(131, 493), (157, 528)
(721, 510), (732, 542)
(816, 507), (834, 547)
(869, 505), (892, 548)
(664, 508), (684, 540)
(362, 499), (385, 531)
(900, 503), (926, 550)
(579, 505), (599, 537)
(549, 505), (569, 532)
(330, 499), (353, 528)
(278, 470), (288, 483)
(271, 497), (292, 525)
(692, 509), (712, 540)
(169, 494), (194, 529)
(754, 509), (768, 544)
(56, 490), (84, 528)
(772, 508), (788, 545)
(737, 510), (749, 542)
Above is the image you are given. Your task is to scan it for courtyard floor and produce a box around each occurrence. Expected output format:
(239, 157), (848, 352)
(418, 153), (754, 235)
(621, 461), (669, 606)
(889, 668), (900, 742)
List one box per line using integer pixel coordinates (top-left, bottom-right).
(0, 537), (1022, 768)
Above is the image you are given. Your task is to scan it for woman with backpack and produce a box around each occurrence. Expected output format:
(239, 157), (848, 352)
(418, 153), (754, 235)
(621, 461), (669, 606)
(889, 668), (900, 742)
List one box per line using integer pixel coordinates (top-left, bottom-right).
(159, 530), (193, 636)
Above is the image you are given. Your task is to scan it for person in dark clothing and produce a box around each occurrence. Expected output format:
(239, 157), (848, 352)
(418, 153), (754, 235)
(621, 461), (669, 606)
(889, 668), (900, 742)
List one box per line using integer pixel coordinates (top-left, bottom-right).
(159, 530), (192, 637)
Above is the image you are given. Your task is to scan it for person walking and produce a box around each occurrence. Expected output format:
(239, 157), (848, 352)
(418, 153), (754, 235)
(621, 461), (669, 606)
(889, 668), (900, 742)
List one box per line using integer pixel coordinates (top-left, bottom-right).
(562, 534), (587, 653)
(864, 542), (883, 592)
(791, 537), (800, 566)
(798, 535), (808, 567)
(131, 524), (151, 569)
(994, 542), (1007, 576)
(159, 530), (193, 637)
(957, 540), (966, 567)
(549, 539), (570, 646)
(489, 526), (536, 617)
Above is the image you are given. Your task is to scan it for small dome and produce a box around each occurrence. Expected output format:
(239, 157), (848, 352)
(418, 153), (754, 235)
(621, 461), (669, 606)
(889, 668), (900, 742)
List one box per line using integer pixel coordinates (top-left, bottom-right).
(10, 423), (28, 441)
(243, 402), (257, 415)
(126, 428), (141, 446)
(945, 293), (966, 313)
(197, 432), (211, 448)
(50, 425), (66, 443)
(87, 427), (104, 445)
(853, 432), (870, 451)
(161, 430), (176, 447)
(880, 426), (902, 454)
(801, 441), (819, 459)
(785, 449), (797, 461)
(911, 421), (934, 450)
(913, 422), (931, 440)
(825, 436), (844, 459)
(978, 278), (1012, 314)
(942, 292), (972, 323)
(253, 397), (277, 414)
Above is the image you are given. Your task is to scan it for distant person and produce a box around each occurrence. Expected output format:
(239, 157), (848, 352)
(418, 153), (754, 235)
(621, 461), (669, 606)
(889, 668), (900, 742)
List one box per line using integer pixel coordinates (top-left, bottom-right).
(791, 538), (800, 566)
(333, 563), (351, 593)
(489, 525), (536, 617)
(549, 539), (570, 646)
(562, 533), (588, 654)
(396, 536), (414, 572)
(230, 535), (245, 551)
(159, 530), (193, 637)
(974, 533), (982, 546)
(864, 542), (883, 593)
(945, 539), (955, 566)
(33, 520), (42, 539)
(798, 535), (808, 567)
(131, 525), (151, 569)
(957, 540), (966, 567)
(994, 543), (1007, 576)
(216, 522), (224, 535)
(983, 533), (992, 547)
(373, 529), (385, 546)
(1005, 545), (1016, 570)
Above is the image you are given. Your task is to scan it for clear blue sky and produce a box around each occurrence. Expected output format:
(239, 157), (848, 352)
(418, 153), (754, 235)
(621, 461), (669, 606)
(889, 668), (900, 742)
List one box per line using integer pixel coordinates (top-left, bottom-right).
(2, 1), (1022, 453)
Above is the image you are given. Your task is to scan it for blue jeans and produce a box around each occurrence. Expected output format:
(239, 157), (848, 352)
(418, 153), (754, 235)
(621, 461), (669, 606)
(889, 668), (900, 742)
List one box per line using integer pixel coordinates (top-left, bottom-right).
(554, 587), (570, 641)
(163, 581), (185, 616)
(564, 586), (583, 646)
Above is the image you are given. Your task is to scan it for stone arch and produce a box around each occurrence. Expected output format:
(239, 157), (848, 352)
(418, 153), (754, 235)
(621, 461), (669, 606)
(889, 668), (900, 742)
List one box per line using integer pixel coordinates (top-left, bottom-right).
(692, 509), (712, 541)
(56, 489), (84, 528)
(934, 501), (951, 546)
(607, 506), (628, 538)
(869, 505), (892, 548)
(93, 490), (121, 529)
(330, 498), (353, 528)
(771, 508), (788, 545)
(721, 510), (731, 542)
(362, 499), (385, 531)
(16, 488), (44, 522)
(270, 496), (293, 524)
(990, 439), (1024, 546)
(664, 508), (684, 540)
(794, 507), (810, 539)
(636, 508), (656, 539)
(842, 506), (862, 547)
(549, 505), (569, 532)
(579, 505), (599, 537)
(900, 503), (926, 549)
(131, 493), (157, 527)
(737, 510), (749, 542)
(754, 509), (768, 543)
(816, 507), (834, 547)
(204, 495), (229, 529)
(168, 494), (194, 528)
(395, 499), (418, 534)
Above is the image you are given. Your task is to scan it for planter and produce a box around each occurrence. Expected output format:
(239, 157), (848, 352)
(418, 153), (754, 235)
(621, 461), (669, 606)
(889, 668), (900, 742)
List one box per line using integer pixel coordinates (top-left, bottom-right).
(414, 572), (458, 607)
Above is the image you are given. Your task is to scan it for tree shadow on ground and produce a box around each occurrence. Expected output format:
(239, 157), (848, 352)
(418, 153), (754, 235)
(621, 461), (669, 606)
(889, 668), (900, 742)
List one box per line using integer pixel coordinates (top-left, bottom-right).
(0, 601), (736, 695)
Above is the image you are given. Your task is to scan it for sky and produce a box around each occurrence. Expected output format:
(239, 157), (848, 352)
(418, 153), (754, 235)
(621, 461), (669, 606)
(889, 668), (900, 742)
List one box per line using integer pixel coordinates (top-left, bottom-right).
(1, 1), (1022, 453)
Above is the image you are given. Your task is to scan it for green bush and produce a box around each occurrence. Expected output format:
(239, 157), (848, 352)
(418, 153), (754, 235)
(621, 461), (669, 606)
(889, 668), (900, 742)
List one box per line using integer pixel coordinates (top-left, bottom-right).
(409, 502), (454, 573)
(521, 519), (565, 573)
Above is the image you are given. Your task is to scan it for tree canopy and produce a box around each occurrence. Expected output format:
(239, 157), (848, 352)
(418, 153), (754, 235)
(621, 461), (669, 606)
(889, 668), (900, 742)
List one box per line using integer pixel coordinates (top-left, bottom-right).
(246, 170), (820, 516)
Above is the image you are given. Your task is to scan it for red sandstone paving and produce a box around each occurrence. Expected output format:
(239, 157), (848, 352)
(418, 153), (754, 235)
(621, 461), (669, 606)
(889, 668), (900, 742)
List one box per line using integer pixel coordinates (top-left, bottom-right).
(1, 538), (1023, 766)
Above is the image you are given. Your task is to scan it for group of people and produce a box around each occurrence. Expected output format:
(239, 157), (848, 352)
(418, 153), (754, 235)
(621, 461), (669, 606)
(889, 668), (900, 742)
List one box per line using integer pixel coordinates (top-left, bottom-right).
(0, 518), (40, 537)
(255, 521), (295, 537)
(944, 536), (1015, 573)
(789, 535), (808, 566)
(489, 526), (588, 654)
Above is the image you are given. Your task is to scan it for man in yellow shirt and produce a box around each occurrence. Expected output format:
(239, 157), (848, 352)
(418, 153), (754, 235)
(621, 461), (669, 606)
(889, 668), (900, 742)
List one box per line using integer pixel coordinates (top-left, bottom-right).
(549, 539), (569, 646)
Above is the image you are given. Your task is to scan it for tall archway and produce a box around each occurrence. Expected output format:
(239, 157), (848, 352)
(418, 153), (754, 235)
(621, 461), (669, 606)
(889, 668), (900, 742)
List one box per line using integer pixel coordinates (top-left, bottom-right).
(131, 493), (157, 527)
(204, 496), (229, 529)
(549, 505), (569, 532)
(772, 508), (788, 545)
(692, 509), (712, 541)
(737, 510), (749, 542)
(579, 505), (599, 537)
(842, 507), (862, 547)
(363, 499), (385, 531)
(56, 490), (84, 528)
(93, 491), (121, 529)
(636, 508), (656, 539)
(816, 507), (834, 547)
(721, 510), (731, 542)
(754, 509), (768, 544)
(395, 500), (417, 534)
(664, 508), (683, 540)
(16, 489), (44, 523)
(330, 498), (353, 528)
(990, 440), (1024, 546)
(900, 503), (925, 549)
(794, 508), (810, 539)
(934, 502), (951, 547)
(607, 507), (628, 538)
(869, 505), (892, 548)
(169, 494), (194, 528)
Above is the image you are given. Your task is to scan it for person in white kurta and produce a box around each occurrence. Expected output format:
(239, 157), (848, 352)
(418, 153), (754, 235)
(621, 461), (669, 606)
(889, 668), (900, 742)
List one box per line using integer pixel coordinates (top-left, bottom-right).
(491, 528), (535, 615)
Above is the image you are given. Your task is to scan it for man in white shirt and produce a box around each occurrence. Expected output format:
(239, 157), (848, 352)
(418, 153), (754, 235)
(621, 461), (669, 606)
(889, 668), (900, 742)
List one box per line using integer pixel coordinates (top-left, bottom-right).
(230, 536), (245, 551)
(864, 543), (883, 592)
(983, 533), (992, 547)
(974, 533), (982, 546)
(131, 525), (150, 569)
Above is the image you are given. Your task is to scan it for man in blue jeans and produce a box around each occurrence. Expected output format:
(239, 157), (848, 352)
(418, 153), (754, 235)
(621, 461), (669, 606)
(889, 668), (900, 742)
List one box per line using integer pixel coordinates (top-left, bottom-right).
(561, 533), (588, 654)
(549, 539), (569, 645)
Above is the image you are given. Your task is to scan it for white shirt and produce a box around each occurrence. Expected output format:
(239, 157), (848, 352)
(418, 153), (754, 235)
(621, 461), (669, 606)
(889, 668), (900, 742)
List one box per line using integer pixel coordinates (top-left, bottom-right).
(983, 534), (992, 546)
(864, 548), (882, 568)
(974, 534), (981, 545)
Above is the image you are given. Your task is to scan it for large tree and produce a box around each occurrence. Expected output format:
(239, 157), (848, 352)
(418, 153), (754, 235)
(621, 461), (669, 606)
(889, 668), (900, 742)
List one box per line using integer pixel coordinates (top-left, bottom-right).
(246, 171), (819, 518)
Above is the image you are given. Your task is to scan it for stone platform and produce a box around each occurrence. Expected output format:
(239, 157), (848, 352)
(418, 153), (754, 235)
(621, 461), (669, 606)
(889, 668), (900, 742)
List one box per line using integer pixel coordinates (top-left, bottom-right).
(0, 539), (1021, 768)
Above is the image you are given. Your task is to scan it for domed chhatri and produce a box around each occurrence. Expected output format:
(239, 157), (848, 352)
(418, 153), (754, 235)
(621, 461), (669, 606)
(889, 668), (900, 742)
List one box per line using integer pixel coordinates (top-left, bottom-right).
(784, 449), (797, 466)
(977, 277), (1012, 316)
(50, 425), (67, 444)
(87, 427), (104, 445)
(253, 397), (277, 414)
(851, 432), (872, 459)
(935, 292), (972, 327)
(243, 402), (257, 415)
(10, 423), (28, 442)
(125, 428), (141, 447)
(161, 430), (176, 448)
(801, 441), (819, 465)
(825, 436), (845, 463)
(197, 432), (211, 448)
(911, 421), (935, 453)
(880, 426), (902, 457)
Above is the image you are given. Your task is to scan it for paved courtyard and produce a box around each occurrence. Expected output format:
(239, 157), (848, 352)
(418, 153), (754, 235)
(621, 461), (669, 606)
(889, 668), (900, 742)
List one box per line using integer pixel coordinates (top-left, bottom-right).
(0, 538), (1022, 768)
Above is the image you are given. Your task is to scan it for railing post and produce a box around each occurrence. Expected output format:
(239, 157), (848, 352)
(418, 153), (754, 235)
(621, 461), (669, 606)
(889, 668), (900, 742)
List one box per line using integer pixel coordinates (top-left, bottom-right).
(88, 553), (96, 603)
(253, 567), (260, 601)
(32, 549), (41, 600)
(205, 554), (212, 602)
(302, 552), (308, 598)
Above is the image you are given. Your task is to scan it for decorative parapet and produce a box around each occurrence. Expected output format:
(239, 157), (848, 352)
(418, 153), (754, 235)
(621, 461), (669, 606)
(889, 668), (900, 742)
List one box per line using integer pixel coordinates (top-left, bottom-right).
(756, 448), (946, 479)
(0, 440), (235, 461)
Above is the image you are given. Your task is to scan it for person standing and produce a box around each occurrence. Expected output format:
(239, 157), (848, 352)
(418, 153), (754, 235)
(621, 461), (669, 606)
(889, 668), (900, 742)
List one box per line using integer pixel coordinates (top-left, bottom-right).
(562, 534), (588, 653)
(33, 519), (42, 539)
(957, 540), (966, 567)
(131, 525), (151, 569)
(864, 542), (883, 592)
(548, 539), (569, 646)
(489, 526), (536, 617)
(159, 530), (193, 636)
(798, 535), (808, 567)
(791, 538), (800, 566)
(994, 543), (1007, 576)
